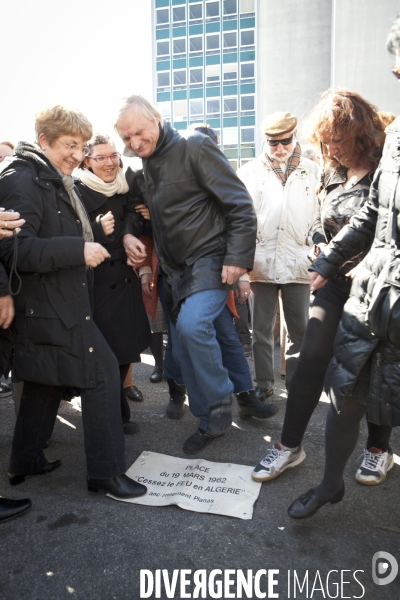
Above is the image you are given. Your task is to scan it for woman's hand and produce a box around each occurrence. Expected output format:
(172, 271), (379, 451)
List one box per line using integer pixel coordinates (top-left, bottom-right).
(345, 261), (364, 280)
(308, 271), (327, 291)
(0, 295), (14, 329)
(0, 209), (25, 237)
(140, 272), (153, 297)
(308, 242), (327, 263)
(100, 211), (115, 236)
(235, 280), (251, 304)
(135, 204), (150, 220)
(84, 242), (110, 267)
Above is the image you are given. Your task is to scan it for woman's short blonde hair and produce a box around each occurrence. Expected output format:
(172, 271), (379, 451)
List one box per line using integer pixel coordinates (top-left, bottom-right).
(114, 95), (163, 128)
(35, 105), (93, 146)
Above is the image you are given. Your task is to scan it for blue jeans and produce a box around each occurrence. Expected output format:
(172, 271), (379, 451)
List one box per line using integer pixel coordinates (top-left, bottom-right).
(215, 305), (253, 394)
(170, 289), (234, 430)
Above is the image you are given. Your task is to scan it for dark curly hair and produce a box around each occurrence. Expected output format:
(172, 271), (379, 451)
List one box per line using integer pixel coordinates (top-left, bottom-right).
(305, 88), (385, 171)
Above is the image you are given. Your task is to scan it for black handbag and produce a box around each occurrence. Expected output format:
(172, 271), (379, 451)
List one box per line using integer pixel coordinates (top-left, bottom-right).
(367, 180), (400, 347)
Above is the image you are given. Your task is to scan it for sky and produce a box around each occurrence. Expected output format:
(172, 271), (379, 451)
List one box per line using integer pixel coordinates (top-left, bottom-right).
(1, 0), (153, 148)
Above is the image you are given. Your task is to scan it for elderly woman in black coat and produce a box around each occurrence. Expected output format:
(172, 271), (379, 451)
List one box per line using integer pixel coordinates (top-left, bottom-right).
(75, 134), (152, 434)
(0, 105), (146, 499)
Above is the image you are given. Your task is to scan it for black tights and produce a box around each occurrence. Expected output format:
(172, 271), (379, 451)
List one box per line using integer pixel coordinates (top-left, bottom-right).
(281, 295), (391, 452)
(119, 364), (130, 424)
(150, 332), (164, 367)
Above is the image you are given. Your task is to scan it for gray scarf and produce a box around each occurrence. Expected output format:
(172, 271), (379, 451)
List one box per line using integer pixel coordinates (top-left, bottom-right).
(56, 169), (94, 242)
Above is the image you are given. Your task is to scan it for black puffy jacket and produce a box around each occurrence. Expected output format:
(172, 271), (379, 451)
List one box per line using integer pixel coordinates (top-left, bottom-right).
(124, 123), (257, 310)
(0, 143), (98, 388)
(311, 116), (400, 426)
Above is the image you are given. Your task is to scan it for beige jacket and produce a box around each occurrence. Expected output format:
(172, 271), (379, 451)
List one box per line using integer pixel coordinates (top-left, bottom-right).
(237, 154), (320, 284)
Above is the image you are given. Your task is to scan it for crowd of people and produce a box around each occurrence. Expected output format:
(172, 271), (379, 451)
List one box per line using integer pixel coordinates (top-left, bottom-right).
(0, 15), (399, 525)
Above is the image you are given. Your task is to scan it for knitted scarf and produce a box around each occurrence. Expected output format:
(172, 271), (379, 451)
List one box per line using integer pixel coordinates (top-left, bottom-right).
(78, 167), (129, 197)
(56, 168), (94, 242)
(264, 141), (302, 186)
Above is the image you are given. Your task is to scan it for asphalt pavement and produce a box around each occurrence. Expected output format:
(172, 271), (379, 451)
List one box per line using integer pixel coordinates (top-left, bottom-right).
(0, 348), (399, 600)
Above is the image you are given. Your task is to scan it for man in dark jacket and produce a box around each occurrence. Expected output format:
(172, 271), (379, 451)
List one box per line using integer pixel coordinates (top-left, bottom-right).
(0, 209), (31, 522)
(116, 96), (257, 453)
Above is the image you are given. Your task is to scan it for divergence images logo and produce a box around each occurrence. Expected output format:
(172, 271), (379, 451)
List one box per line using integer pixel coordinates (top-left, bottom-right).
(372, 552), (398, 586)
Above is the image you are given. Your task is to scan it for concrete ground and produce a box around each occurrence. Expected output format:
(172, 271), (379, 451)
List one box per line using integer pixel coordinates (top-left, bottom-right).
(0, 348), (399, 600)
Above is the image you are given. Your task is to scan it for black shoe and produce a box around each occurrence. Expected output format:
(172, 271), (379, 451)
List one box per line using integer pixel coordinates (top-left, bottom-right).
(150, 366), (163, 383)
(0, 497), (32, 523)
(288, 484), (345, 519)
(183, 429), (219, 454)
(124, 385), (143, 402)
(0, 383), (12, 398)
(236, 390), (279, 420)
(87, 474), (147, 498)
(123, 420), (139, 434)
(207, 396), (232, 436)
(166, 378), (187, 419)
(8, 459), (62, 486)
(254, 385), (274, 401)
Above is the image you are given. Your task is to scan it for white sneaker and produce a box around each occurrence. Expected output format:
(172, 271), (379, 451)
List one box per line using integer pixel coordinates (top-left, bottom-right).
(355, 447), (394, 486)
(251, 442), (306, 482)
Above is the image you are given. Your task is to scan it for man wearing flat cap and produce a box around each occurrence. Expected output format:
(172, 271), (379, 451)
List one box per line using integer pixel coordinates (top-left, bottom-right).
(238, 112), (320, 398)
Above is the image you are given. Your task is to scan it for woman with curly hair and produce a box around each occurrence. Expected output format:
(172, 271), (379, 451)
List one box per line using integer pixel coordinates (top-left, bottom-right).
(252, 89), (392, 499)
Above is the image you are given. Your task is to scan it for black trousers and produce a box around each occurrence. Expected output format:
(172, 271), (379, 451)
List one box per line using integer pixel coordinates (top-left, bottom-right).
(9, 325), (126, 479)
(282, 294), (391, 450)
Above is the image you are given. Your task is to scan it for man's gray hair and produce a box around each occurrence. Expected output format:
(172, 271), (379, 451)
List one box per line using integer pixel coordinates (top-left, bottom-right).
(115, 95), (164, 127)
(387, 15), (400, 54)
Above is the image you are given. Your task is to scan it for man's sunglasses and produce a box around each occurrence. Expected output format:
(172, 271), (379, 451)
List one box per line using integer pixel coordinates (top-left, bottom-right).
(266, 134), (294, 147)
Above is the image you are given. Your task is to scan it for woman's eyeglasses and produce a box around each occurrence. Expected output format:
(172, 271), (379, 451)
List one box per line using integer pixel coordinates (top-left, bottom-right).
(87, 153), (121, 163)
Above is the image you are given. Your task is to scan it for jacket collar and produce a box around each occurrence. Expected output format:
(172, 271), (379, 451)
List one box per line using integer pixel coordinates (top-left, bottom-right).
(146, 121), (176, 160)
(13, 142), (62, 182)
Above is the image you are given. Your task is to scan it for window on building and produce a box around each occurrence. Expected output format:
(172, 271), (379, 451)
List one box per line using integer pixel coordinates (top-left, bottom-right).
(206, 64), (220, 83)
(174, 100), (187, 121)
(156, 8), (169, 25)
(190, 99), (204, 117)
(223, 0), (237, 15)
(173, 6), (186, 23)
(173, 38), (186, 54)
(157, 102), (171, 119)
(190, 68), (203, 84)
(174, 70), (186, 86)
(241, 127), (255, 144)
(206, 98), (220, 115)
(223, 127), (238, 146)
(157, 72), (170, 88)
(157, 40), (170, 57)
(240, 62), (254, 79)
(223, 32), (237, 48)
(240, 95), (254, 111)
(223, 97), (237, 113)
(189, 3), (202, 20)
(206, 34), (220, 51)
(240, 0), (255, 13)
(206, 1), (220, 18)
(241, 29), (255, 46)
(223, 63), (238, 81)
(190, 36), (203, 52)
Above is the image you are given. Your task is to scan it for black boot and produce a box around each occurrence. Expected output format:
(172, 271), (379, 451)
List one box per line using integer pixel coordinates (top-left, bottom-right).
(237, 390), (279, 420)
(166, 378), (187, 419)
